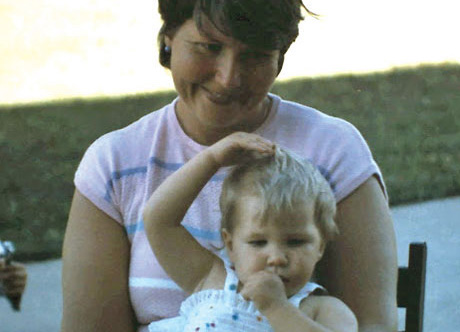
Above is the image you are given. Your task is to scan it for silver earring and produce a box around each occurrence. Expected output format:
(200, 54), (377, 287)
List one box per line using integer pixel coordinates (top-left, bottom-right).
(164, 45), (171, 53)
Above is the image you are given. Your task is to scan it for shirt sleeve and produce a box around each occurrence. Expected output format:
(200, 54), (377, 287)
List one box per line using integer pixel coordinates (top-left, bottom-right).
(322, 118), (387, 203)
(74, 134), (123, 224)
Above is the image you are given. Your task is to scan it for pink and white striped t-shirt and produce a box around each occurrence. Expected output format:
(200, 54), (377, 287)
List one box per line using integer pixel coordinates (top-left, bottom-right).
(74, 93), (386, 331)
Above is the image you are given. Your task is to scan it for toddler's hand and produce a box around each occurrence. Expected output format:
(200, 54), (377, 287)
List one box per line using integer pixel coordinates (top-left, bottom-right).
(207, 132), (275, 167)
(240, 270), (288, 313)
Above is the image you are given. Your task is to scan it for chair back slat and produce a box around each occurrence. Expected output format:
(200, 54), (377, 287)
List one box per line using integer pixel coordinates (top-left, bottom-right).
(397, 242), (427, 332)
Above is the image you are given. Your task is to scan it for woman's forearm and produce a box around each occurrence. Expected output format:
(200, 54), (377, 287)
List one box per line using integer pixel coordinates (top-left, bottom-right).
(263, 301), (328, 332)
(266, 300), (359, 332)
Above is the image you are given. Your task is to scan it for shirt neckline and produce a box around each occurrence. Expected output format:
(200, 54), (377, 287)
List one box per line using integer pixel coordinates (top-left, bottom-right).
(168, 93), (281, 152)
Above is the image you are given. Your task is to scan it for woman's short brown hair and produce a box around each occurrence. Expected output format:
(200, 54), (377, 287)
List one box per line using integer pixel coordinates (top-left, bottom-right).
(157, 0), (314, 74)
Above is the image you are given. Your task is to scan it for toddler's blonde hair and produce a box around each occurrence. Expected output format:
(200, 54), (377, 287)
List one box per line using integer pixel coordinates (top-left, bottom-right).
(220, 146), (338, 242)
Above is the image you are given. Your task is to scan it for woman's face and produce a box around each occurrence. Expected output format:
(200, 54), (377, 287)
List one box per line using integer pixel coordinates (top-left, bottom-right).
(165, 19), (280, 145)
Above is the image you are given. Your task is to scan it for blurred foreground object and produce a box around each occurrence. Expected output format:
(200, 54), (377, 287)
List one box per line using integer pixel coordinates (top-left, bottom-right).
(0, 240), (24, 311)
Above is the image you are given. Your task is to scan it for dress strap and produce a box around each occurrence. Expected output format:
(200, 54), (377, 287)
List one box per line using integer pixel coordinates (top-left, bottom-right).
(223, 264), (240, 293)
(288, 282), (326, 308)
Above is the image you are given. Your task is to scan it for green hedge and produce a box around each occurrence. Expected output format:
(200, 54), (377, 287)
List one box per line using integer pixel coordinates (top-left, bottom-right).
(1, 63), (459, 261)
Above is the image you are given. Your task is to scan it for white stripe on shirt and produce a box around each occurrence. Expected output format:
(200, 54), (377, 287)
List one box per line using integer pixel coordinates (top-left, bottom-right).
(129, 277), (182, 290)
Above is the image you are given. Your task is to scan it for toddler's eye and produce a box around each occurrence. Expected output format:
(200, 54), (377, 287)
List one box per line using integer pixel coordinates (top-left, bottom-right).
(249, 240), (267, 247)
(287, 239), (307, 247)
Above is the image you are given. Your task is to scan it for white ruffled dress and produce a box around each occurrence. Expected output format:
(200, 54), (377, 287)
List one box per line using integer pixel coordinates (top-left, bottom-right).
(148, 265), (323, 332)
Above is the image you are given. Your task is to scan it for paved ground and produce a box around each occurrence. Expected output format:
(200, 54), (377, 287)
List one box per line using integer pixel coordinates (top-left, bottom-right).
(2, 196), (459, 332)
(392, 196), (460, 332)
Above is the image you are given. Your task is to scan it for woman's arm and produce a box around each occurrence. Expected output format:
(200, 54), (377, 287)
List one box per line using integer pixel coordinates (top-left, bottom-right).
(263, 296), (358, 332)
(61, 190), (136, 332)
(319, 176), (398, 332)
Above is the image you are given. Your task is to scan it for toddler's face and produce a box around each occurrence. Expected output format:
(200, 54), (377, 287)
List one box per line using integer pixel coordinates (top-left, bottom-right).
(222, 195), (325, 297)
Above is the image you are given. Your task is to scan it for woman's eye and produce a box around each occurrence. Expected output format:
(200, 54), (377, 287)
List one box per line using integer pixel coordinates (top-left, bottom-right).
(197, 43), (222, 53)
(249, 240), (267, 247)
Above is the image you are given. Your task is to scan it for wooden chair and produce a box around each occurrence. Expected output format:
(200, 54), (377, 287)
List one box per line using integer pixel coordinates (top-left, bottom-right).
(398, 242), (427, 332)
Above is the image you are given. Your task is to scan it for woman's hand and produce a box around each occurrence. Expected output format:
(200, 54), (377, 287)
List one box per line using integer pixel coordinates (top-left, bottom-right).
(207, 132), (275, 167)
(240, 271), (288, 313)
(0, 259), (27, 298)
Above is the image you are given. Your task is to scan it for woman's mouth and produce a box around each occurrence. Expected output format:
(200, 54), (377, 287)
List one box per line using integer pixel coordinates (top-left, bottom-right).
(202, 87), (238, 105)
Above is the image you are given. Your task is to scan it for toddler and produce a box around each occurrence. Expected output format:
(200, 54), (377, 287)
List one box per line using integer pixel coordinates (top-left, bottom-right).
(144, 132), (357, 332)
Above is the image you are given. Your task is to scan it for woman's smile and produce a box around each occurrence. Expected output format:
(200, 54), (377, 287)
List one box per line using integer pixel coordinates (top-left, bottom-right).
(200, 85), (240, 106)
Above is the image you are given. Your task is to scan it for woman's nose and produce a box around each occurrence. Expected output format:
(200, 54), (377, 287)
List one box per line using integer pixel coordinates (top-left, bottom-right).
(215, 53), (242, 89)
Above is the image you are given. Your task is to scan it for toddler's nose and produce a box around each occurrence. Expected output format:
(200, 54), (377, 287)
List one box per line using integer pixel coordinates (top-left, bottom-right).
(267, 247), (288, 267)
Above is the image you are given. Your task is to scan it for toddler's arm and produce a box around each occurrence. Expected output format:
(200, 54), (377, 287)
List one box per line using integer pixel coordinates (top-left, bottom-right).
(241, 271), (357, 332)
(143, 132), (274, 293)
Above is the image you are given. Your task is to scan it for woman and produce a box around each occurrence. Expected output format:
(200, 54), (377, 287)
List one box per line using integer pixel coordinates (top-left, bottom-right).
(61, 1), (398, 331)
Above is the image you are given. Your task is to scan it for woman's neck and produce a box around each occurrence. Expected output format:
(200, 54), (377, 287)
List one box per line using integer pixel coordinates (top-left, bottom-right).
(175, 96), (272, 146)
